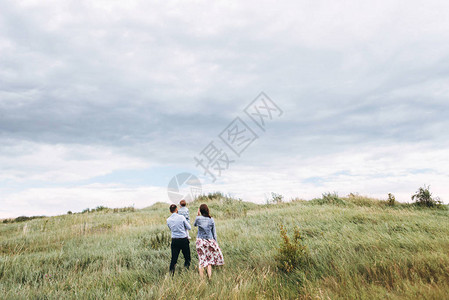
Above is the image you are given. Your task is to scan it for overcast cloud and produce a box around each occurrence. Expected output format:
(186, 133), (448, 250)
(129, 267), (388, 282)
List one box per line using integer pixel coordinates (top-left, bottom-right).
(1, 0), (449, 217)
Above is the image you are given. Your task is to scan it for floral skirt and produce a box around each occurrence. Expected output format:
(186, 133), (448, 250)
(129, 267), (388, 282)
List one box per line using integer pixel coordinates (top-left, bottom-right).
(195, 238), (224, 268)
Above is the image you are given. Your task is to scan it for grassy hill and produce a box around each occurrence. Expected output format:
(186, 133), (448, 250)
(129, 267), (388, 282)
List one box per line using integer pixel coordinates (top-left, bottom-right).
(1, 194), (448, 299)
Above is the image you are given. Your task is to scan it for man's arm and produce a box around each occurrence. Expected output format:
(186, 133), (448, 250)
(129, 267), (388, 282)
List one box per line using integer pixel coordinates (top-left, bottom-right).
(183, 217), (191, 231)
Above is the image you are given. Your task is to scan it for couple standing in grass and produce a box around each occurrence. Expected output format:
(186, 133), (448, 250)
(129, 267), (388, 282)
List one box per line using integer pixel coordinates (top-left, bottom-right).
(166, 200), (224, 279)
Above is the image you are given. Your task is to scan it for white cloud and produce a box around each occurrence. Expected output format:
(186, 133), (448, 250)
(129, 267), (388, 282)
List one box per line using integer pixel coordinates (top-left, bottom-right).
(0, 184), (167, 218)
(1, 141), (448, 219)
(0, 139), (151, 182)
(200, 142), (449, 204)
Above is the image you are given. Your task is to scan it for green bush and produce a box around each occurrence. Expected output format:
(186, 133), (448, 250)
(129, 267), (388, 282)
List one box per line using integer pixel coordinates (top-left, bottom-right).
(387, 193), (396, 206)
(312, 192), (346, 205)
(195, 192), (227, 202)
(269, 192), (284, 204)
(94, 206), (108, 212)
(276, 225), (308, 273)
(412, 185), (442, 208)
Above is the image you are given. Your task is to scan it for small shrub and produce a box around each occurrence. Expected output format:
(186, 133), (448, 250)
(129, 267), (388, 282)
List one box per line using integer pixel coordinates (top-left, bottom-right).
(94, 206), (108, 212)
(195, 192), (226, 202)
(270, 192), (284, 204)
(387, 193), (396, 206)
(67, 211), (73, 215)
(323, 192), (345, 204)
(312, 192), (346, 205)
(276, 224), (308, 273)
(412, 185), (442, 208)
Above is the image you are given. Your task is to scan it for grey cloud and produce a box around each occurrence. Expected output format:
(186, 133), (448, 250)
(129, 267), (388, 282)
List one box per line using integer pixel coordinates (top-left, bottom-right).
(1, 0), (449, 168)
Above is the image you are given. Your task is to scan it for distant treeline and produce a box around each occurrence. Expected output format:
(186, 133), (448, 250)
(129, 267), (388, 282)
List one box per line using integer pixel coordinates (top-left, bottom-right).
(2, 206), (136, 224)
(77, 206), (135, 214)
(2, 215), (46, 224)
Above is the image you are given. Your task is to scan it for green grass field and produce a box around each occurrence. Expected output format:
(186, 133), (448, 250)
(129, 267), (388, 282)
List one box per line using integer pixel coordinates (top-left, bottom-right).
(1, 194), (448, 299)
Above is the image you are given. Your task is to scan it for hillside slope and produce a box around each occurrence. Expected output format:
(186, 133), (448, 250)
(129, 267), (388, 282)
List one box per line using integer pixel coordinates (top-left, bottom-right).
(1, 195), (449, 299)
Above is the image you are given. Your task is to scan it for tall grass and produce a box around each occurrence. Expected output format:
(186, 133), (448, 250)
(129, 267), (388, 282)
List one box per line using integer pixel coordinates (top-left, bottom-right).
(1, 195), (448, 299)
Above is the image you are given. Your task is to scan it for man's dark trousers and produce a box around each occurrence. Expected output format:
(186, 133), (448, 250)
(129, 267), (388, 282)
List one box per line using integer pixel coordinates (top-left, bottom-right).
(169, 237), (191, 274)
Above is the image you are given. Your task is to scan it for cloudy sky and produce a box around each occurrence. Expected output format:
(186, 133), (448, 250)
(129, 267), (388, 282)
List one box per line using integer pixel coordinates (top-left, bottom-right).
(1, 0), (449, 217)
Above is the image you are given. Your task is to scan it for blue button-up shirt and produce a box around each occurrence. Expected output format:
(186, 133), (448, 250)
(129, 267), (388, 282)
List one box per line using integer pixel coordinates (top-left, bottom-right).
(167, 213), (191, 238)
(194, 216), (217, 241)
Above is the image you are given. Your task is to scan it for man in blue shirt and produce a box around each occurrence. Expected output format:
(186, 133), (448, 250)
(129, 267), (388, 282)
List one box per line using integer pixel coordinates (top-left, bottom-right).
(167, 204), (191, 274)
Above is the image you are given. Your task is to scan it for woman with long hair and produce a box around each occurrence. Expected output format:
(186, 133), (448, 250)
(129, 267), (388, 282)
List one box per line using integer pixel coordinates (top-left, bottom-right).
(193, 204), (224, 279)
